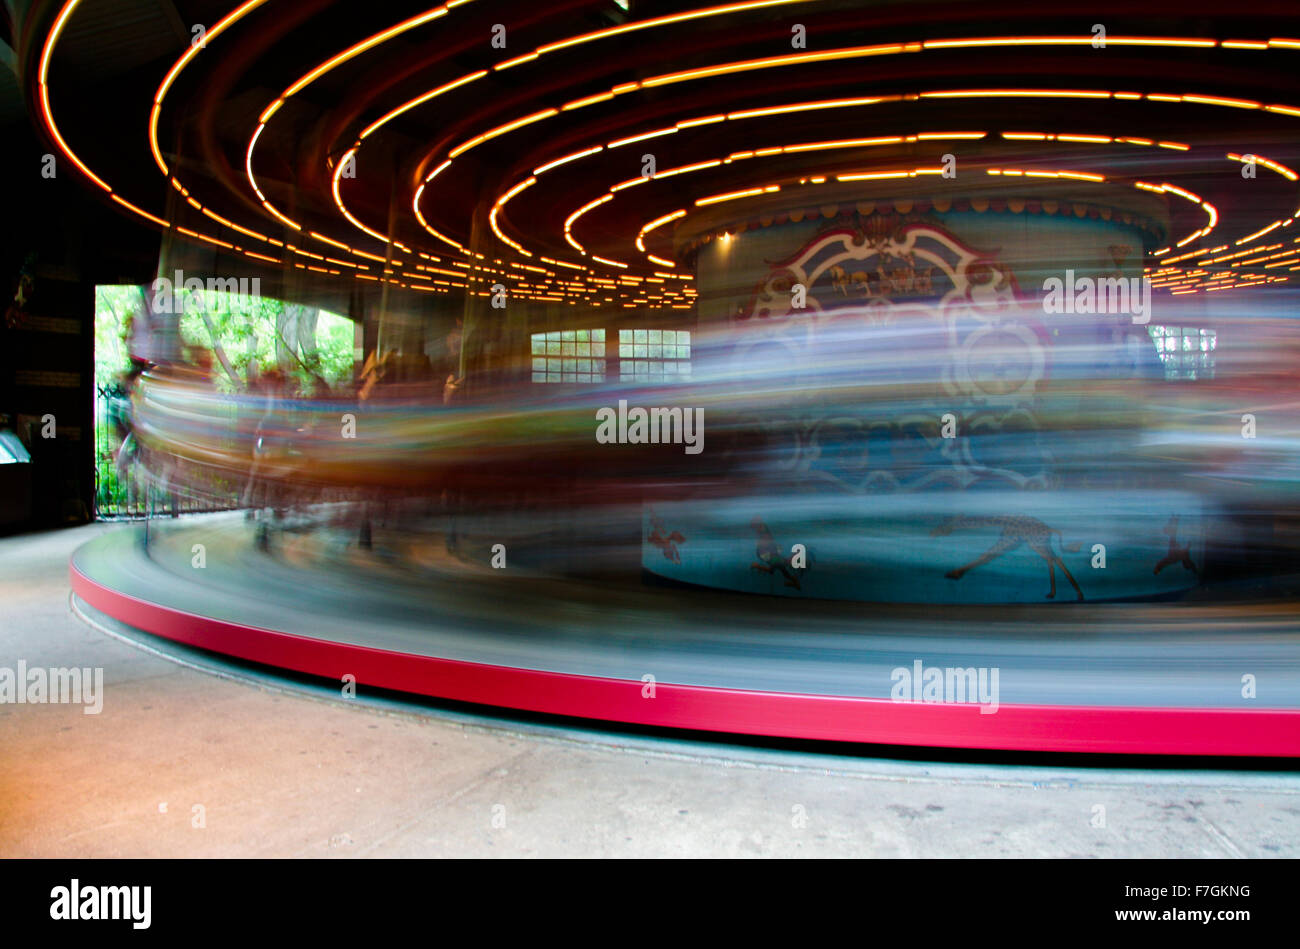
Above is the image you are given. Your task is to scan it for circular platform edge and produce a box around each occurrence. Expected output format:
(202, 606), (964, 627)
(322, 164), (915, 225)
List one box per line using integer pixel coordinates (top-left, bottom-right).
(68, 560), (1300, 756)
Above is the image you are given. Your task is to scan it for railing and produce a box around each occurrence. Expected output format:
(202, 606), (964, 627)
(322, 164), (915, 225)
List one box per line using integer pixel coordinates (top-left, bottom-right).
(93, 383), (242, 520)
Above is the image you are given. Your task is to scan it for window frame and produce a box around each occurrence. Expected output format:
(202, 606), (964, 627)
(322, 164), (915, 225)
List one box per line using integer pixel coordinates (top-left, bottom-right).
(529, 325), (693, 384)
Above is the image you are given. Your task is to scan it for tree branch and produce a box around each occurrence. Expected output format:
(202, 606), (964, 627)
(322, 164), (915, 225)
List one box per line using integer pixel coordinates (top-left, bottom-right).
(190, 290), (244, 389)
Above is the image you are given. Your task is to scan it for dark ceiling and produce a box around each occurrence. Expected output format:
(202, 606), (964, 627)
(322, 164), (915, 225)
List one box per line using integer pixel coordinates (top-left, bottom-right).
(9, 0), (1300, 307)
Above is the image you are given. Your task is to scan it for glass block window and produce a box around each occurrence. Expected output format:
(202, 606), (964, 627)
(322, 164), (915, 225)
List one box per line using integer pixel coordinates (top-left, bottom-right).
(1148, 326), (1216, 380)
(618, 329), (692, 381)
(531, 329), (606, 382)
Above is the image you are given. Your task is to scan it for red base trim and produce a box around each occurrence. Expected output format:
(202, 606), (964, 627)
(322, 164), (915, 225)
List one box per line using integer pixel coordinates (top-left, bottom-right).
(70, 563), (1300, 756)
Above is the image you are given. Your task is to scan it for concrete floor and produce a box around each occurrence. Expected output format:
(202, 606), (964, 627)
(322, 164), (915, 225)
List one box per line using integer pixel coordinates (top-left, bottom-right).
(2, 521), (1298, 858)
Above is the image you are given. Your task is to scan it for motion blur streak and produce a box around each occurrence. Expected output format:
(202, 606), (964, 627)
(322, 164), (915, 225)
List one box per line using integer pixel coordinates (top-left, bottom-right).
(52, 0), (1300, 751)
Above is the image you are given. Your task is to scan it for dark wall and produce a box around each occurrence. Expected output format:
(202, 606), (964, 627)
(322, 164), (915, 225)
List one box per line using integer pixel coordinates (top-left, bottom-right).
(0, 108), (159, 531)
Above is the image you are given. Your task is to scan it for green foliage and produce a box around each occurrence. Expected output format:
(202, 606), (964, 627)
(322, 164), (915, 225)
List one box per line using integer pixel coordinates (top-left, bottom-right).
(175, 289), (354, 393)
(94, 283), (356, 393)
(93, 284), (358, 514)
(94, 285), (146, 387)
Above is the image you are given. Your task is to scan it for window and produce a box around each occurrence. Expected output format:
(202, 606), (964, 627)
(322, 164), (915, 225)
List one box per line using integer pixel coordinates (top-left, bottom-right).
(1149, 326), (1216, 380)
(531, 329), (606, 382)
(619, 329), (692, 381)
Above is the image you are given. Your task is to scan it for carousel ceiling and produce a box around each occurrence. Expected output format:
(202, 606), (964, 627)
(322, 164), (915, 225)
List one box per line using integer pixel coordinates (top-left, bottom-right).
(19, 0), (1300, 305)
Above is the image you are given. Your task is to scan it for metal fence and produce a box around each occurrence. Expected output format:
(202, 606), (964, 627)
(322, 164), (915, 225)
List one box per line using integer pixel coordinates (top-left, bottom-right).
(93, 383), (242, 520)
